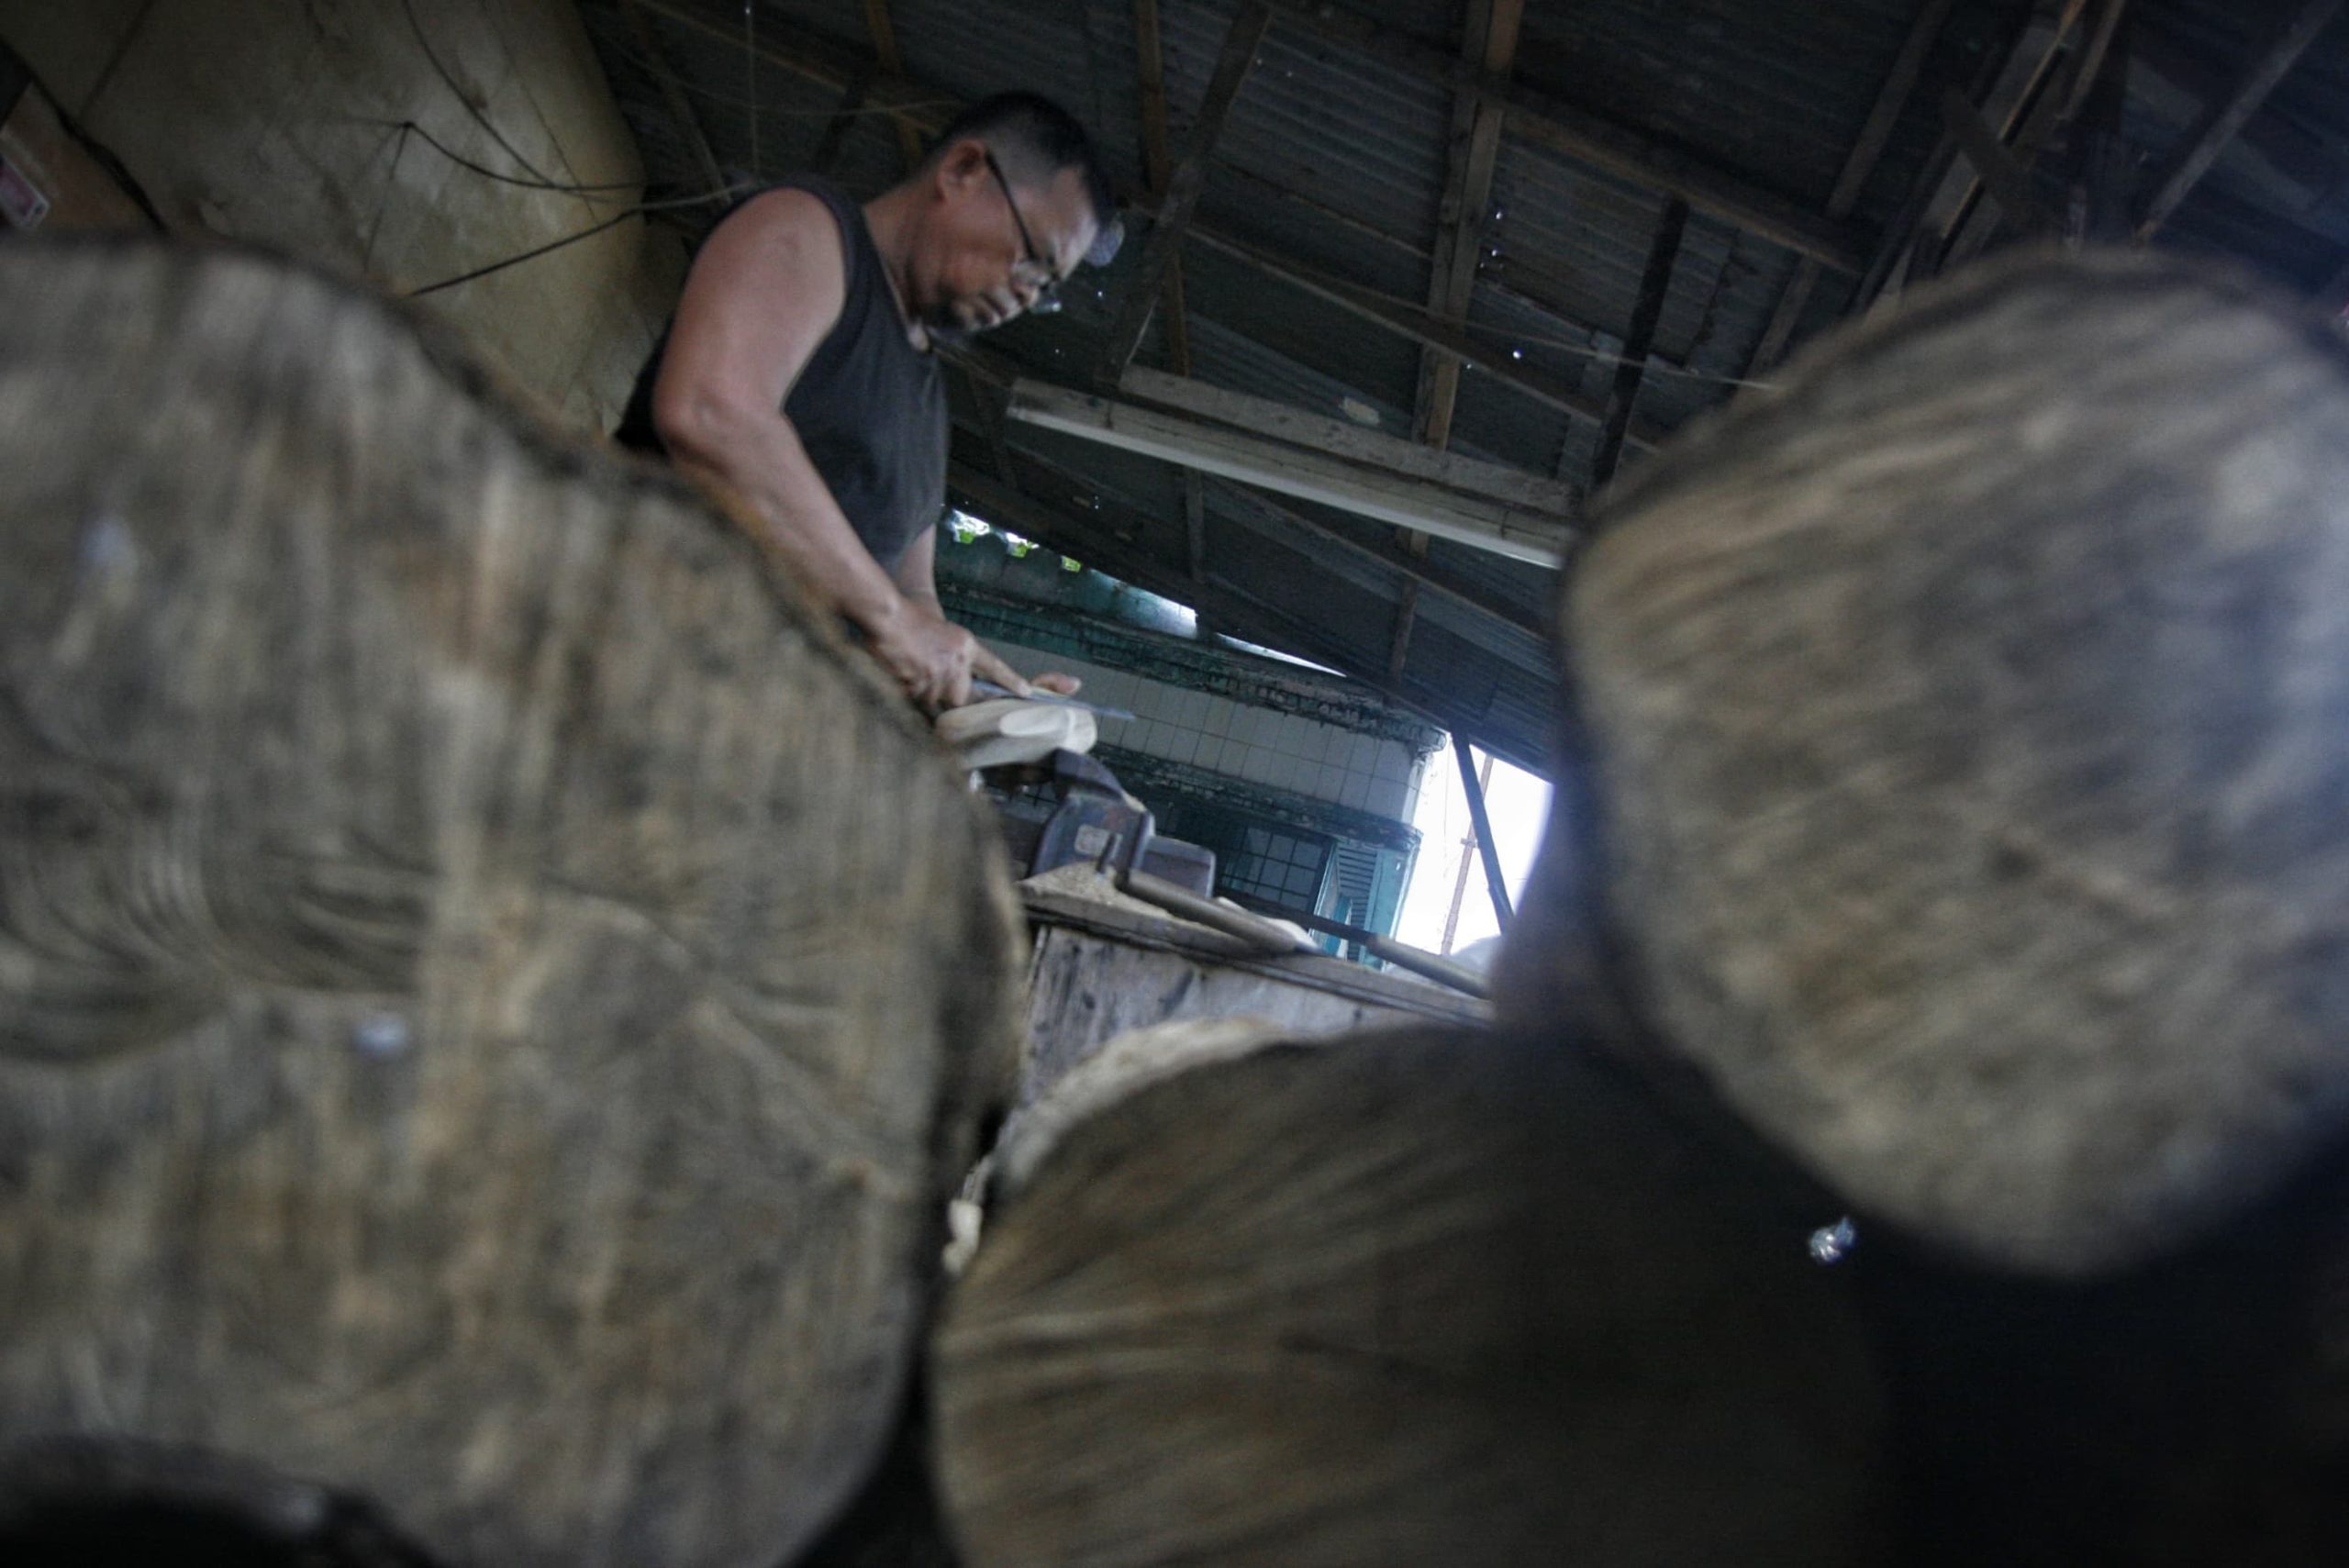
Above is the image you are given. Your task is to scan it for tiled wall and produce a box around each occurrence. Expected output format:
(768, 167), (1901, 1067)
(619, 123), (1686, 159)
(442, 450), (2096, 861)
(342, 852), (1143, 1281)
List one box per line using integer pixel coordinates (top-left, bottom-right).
(1001, 649), (1425, 822)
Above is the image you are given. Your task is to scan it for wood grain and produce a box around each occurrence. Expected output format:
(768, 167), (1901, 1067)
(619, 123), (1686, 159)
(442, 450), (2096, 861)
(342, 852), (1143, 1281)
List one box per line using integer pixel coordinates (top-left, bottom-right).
(0, 237), (1022, 1565)
(1520, 248), (2349, 1277)
(933, 1021), (1886, 1566)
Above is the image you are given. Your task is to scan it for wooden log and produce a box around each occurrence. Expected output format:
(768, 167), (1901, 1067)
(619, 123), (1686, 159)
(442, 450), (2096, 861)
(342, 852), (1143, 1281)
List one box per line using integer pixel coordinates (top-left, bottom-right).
(0, 237), (1024, 1564)
(1504, 249), (2349, 1278)
(931, 1018), (1887, 1565)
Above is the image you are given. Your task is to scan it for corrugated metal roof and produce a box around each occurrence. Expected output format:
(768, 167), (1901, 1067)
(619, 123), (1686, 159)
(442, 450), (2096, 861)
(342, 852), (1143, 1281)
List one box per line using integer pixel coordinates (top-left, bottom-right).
(580, 0), (2349, 774)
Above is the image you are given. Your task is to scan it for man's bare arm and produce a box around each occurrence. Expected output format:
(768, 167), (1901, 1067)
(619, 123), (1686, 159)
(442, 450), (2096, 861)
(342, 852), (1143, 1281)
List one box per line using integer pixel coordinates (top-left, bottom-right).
(891, 525), (1083, 697)
(651, 190), (983, 706)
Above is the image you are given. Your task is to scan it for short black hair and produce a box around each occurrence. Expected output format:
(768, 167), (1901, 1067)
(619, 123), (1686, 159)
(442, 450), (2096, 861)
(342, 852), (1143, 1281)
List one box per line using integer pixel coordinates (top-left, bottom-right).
(928, 92), (1121, 263)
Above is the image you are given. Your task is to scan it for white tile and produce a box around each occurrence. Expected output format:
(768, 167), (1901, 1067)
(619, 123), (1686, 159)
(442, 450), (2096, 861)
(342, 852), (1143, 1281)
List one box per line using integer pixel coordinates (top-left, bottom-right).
(1175, 689), (1208, 728)
(1193, 736), (1225, 771)
(1166, 729), (1200, 765)
(1305, 761), (1347, 803)
(1278, 753), (1315, 793)
(1196, 696), (1232, 737)
(1368, 777), (1408, 818)
(1373, 741), (1408, 783)
(1341, 773), (1372, 810)
(1347, 733), (1379, 772)
(1240, 746), (1279, 785)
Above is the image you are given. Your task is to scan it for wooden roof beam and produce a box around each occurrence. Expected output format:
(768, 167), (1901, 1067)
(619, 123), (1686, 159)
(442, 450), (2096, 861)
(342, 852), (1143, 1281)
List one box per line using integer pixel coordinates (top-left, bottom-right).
(1254, 0), (1873, 272)
(2135, 0), (2343, 239)
(1592, 198), (1687, 490)
(1097, 3), (1271, 380)
(1005, 374), (1575, 566)
(1750, 0), (1959, 374)
(620, 1), (729, 198)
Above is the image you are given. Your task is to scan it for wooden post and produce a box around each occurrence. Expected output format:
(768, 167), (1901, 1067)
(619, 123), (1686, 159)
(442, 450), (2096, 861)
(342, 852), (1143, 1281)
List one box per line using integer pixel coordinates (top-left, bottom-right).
(1453, 734), (1513, 929)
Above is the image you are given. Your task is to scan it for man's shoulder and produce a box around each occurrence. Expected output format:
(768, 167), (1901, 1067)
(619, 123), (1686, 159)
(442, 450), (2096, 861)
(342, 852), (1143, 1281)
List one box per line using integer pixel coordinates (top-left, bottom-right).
(714, 183), (849, 253)
(693, 183), (853, 318)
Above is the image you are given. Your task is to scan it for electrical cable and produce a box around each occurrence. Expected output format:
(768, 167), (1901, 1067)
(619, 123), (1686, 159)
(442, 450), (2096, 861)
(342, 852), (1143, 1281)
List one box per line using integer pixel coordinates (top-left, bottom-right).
(365, 117), (646, 194)
(404, 188), (748, 296)
(400, 0), (558, 185)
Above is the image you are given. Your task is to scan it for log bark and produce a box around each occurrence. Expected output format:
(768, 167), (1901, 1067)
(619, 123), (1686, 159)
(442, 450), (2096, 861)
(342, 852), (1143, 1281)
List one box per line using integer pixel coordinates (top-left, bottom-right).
(931, 1018), (1887, 1565)
(1504, 249), (2349, 1277)
(0, 237), (1023, 1564)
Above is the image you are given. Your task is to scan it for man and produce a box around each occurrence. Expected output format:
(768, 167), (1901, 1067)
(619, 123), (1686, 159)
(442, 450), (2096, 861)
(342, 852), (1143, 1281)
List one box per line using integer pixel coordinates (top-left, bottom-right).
(617, 93), (1120, 709)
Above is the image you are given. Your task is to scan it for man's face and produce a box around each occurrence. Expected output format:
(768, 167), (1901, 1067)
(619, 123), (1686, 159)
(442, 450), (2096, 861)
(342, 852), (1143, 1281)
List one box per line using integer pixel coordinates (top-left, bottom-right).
(917, 142), (1100, 340)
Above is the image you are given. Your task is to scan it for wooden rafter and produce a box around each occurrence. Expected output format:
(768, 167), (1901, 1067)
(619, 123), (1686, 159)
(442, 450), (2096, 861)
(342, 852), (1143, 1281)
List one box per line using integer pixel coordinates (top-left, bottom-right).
(1416, 0), (1525, 452)
(622, 0), (728, 197)
(1255, 0), (1873, 271)
(1391, 0), (1525, 684)
(1131, 0), (1208, 584)
(1098, 2), (1272, 380)
(1005, 378), (1573, 565)
(2135, 0), (2344, 239)
(1941, 88), (2056, 238)
(1849, 2), (2046, 308)
(1186, 225), (1660, 447)
(1592, 198), (1687, 490)
(1750, 0), (1959, 374)
(861, 0), (926, 172)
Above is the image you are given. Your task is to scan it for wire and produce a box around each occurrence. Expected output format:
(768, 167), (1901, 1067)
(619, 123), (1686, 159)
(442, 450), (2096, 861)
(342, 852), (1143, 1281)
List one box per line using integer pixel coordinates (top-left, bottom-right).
(364, 117), (647, 194)
(403, 188), (750, 296)
(400, 0), (557, 186)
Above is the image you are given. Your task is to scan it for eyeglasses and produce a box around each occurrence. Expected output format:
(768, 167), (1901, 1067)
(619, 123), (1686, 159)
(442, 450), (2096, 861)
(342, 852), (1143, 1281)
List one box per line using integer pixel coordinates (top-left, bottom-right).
(983, 149), (1064, 316)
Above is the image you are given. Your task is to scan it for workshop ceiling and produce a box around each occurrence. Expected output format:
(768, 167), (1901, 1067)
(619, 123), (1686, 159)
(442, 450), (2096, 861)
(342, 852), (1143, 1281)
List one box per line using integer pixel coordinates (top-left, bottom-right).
(577, 0), (2349, 775)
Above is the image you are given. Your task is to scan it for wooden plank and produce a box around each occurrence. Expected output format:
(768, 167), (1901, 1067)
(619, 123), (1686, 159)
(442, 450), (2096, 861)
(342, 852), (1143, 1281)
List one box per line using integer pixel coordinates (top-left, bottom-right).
(1119, 367), (1576, 512)
(861, 0), (927, 172)
(1751, 0), (1959, 373)
(1097, 2), (1272, 379)
(1592, 198), (1687, 489)
(1851, 4), (2046, 308)
(1020, 918), (1484, 1102)
(1941, 87), (2055, 237)
(2135, 0), (2344, 239)
(1010, 379), (1574, 565)
(622, 0), (728, 198)
(1257, 0), (1873, 272)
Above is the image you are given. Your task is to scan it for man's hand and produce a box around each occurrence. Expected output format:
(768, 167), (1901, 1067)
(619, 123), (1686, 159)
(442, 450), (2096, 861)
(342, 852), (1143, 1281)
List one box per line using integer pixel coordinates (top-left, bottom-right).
(868, 606), (1042, 710)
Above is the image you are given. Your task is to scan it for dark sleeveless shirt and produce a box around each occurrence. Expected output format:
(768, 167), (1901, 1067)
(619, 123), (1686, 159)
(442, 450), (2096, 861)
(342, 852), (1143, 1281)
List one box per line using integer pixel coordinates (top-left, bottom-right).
(615, 177), (947, 574)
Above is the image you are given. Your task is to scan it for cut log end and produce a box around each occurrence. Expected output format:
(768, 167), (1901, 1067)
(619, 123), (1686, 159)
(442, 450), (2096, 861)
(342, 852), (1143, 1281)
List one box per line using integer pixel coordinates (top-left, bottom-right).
(1513, 248), (2349, 1277)
(933, 1021), (1887, 1566)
